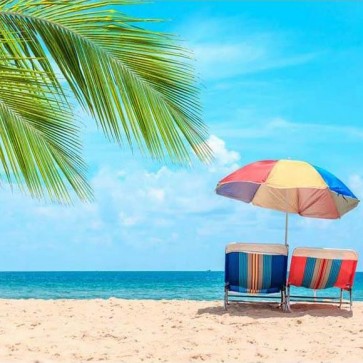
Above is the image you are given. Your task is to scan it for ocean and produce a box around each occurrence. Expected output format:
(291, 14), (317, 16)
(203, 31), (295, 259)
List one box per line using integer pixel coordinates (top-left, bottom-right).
(0, 271), (362, 301)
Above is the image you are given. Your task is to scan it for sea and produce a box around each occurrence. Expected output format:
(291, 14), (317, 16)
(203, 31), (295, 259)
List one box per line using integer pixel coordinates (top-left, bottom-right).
(0, 271), (362, 301)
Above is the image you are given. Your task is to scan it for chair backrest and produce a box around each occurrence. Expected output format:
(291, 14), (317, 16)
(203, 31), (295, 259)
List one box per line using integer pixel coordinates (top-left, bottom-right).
(225, 243), (288, 294)
(288, 247), (358, 290)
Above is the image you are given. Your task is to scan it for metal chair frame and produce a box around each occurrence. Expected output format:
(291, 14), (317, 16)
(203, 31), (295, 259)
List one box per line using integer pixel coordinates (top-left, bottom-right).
(224, 283), (288, 311)
(285, 286), (353, 312)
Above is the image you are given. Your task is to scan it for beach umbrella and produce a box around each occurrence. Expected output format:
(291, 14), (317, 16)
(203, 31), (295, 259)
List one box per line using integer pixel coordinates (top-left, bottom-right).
(215, 159), (359, 246)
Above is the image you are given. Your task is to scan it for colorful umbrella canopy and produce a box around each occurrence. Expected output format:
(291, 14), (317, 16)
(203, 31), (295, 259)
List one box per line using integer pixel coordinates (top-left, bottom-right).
(216, 159), (360, 244)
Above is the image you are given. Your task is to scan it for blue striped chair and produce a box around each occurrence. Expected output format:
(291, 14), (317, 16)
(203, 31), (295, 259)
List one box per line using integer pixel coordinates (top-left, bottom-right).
(224, 243), (288, 310)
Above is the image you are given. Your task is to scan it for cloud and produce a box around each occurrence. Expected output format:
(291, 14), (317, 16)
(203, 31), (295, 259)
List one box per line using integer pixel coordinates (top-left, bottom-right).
(206, 135), (240, 170)
(0, 135), (269, 270)
(119, 213), (141, 227)
(214, 117), (363, 141)
(348, 175), (363, 199)
(210, 117), (363, 166)
(91, 135), (241, 220)
(0, 133), (361, 270)
(147, 188), (165, 203)
(177, 16), (319, 80)
(193, 43), (317, 80)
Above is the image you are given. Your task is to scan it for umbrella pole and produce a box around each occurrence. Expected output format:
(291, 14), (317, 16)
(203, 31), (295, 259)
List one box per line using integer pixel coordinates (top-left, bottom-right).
(284, 211), (289, 247)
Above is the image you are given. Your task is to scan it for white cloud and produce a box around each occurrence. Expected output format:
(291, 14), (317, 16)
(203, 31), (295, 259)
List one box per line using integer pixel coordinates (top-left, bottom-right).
(87, 135), (242, 220)
(0, 132), (361, 270)
(193, 42), (317, 80)
(296, 218), (333, 231)
(178, 16), (319, 80)
(348, 174), (363, 199)
(119, 213), (140, 227)
(147, 188), (165, 203)
(207, 135), (240, 167)
(212, 117), (363, 150)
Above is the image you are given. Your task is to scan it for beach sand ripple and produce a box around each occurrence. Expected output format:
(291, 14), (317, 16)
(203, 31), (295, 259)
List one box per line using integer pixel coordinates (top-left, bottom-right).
(0, 299), (362, 362)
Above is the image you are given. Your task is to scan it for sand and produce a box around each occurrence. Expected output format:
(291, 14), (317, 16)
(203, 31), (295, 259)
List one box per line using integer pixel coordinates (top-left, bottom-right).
(0, 299), (362, 362)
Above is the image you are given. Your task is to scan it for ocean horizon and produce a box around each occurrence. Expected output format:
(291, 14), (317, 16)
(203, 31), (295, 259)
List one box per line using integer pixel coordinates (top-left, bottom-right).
(0, 271), (362, 301)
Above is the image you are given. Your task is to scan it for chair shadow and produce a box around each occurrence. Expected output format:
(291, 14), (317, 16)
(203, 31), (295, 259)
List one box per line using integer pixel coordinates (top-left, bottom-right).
(197, 302), (353, 319)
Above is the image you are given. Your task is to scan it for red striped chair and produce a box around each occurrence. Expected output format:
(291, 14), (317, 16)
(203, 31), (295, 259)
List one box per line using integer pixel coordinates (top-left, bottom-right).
(287, 247), (358, 310)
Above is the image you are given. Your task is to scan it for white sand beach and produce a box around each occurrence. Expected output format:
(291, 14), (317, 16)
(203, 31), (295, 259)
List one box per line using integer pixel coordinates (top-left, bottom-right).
(0, 299), (362, 362)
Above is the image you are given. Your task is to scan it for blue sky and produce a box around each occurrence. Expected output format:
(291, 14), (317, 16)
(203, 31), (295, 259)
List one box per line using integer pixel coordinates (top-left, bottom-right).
(1, 1), (363, 271)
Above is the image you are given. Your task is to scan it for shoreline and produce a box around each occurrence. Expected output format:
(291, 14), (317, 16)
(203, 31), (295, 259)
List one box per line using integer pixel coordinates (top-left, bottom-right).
(0, 296), (361, 302)
(0, 299), (362, 362)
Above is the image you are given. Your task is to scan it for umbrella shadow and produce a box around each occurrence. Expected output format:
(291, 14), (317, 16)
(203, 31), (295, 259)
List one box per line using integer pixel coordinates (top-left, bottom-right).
(196, 302), (353, 319)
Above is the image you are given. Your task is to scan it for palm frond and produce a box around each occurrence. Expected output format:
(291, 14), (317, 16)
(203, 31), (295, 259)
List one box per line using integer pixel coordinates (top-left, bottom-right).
(0, 0), (212, 164)
(0, 62), (92, 202)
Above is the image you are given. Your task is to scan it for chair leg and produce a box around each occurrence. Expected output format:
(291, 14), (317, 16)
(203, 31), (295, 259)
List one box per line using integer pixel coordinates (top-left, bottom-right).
(224, 289), (228, 311)
(349, 289), (352, 311)
(285, 286), (292, 313)
(281, 290), (286, 312)
(339, 288), (343, 309)
(281, 289), (288, 312)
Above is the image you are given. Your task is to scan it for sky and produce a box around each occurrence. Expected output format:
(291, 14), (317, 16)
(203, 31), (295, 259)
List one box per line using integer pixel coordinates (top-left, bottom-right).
(1, 1), (363, 271)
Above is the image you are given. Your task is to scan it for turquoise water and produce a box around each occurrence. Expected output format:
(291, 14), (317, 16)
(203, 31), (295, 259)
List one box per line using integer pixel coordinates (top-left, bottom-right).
(0, 271), (362, 300)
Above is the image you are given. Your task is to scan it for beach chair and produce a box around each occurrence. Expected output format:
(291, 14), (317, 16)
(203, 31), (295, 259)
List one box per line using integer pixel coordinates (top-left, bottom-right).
(224, 243), (288, 310)
(287, 247), (358, 310)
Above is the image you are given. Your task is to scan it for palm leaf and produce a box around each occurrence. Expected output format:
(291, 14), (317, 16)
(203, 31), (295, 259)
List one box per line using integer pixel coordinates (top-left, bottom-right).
(0, 0), (212, 165)
(0, 62), (92, 202)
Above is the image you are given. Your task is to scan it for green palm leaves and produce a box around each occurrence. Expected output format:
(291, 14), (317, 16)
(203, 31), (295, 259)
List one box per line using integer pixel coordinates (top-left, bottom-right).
(0, 64), (91, 202)
(0, 0), (211, 202)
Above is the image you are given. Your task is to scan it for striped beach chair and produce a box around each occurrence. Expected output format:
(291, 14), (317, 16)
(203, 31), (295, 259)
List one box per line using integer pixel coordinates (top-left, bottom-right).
(224, 243), (288, 310)
(287, 247), (358, 310)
